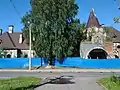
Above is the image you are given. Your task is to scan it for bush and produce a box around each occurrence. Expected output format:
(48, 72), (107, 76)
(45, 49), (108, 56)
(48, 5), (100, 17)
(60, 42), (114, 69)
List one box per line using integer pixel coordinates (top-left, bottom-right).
(111, 75), (117, 82)
(110, 75), (120, 85)
(98, 75), (120, 90)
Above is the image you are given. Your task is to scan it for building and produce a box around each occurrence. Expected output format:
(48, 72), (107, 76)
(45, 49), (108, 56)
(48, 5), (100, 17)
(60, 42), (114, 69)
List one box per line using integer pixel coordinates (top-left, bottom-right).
(112, 28), (120, 58)
(80, 8), (120, 59)
(0, 25), (35, 58)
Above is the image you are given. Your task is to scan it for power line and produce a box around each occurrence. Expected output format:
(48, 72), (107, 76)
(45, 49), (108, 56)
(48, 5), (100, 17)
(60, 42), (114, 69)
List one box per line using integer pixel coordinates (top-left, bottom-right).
(9, 0), (21, 19)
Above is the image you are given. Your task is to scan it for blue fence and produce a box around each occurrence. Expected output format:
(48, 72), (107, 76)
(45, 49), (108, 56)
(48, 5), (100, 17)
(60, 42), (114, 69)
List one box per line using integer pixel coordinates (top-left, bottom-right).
(55, 57), (120, 69)
(1, 57), (120, 68)
(0, 58), (48, 68)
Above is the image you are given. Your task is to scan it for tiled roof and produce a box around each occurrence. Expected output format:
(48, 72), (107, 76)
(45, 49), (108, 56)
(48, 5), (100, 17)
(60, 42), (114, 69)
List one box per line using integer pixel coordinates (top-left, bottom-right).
(0, 32), (29, 50)
(104, 27), (120, 43)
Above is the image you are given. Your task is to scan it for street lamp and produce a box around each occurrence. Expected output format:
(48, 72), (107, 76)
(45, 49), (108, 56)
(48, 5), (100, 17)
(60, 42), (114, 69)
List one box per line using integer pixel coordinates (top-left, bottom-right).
(28, 21), (32, 70)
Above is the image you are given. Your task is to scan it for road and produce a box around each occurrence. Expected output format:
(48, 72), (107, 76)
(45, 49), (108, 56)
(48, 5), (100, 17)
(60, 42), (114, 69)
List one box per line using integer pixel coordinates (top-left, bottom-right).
(0, 72), (119, 90)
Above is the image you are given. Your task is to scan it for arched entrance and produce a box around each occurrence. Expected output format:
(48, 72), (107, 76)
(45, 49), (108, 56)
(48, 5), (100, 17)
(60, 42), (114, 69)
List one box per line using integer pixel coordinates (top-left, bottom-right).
(87, 48), (108, 59)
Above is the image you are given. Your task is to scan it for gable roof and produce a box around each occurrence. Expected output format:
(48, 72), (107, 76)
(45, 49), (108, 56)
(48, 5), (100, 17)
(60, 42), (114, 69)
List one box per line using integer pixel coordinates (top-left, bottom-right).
(111, 28), (120, 43)
(0, 32), (29, 50)
(86, 8), (101, 28)
(104, 26), (120, 43)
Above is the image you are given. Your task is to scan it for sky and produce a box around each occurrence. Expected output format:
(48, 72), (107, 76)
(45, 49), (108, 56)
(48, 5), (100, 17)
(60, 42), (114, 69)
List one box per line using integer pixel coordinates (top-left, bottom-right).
(0, 0), (120, 32)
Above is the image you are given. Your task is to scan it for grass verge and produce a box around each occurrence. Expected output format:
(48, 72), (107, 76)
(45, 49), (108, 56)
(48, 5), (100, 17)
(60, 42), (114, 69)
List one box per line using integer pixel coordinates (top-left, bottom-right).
(98, 75), (120, 90)
(0, 76), (40, 90)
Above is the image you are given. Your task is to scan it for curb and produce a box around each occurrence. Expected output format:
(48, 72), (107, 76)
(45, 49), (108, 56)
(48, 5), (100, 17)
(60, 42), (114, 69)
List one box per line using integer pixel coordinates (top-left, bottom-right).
(98, 83), (108, 90)
(97, 81), (108, 90)
(0, 69), (120, 72)
(100, 84), (108, 90)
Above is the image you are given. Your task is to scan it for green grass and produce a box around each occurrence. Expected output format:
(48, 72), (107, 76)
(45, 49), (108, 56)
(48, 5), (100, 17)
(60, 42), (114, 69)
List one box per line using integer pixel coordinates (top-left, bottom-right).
(98, 76), (120, 90)
(0, 76), (40, 90)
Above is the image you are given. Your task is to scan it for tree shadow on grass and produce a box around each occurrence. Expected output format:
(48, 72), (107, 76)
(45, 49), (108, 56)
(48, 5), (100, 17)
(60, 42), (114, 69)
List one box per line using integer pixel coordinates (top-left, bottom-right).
(13, 75), (75, 90)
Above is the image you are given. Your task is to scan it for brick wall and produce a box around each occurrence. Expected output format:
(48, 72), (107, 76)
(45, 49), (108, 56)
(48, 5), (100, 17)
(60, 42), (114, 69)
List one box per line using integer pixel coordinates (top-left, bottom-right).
(104, 42), (113, 57)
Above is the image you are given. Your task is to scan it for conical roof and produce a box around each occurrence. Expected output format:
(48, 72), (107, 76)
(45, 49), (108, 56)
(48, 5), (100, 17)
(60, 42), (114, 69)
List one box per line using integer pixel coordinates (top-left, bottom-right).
(86, 8), (101, 28)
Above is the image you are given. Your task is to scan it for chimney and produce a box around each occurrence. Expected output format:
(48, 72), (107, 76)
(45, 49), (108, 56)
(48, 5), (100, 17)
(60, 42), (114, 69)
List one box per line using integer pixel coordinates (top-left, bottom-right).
(19, 34), (23, 44)
(8, 25), (14, 33)
(0, 29), (2, 35)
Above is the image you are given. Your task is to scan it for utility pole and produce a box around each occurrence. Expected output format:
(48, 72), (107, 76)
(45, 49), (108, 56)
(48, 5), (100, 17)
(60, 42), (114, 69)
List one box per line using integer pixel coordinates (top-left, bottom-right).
(29, 23), (32, 70)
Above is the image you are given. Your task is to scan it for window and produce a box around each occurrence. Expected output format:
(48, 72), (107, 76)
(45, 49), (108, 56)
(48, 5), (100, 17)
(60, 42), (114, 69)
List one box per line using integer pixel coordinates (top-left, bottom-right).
(0, 39), (2, 44)
(7, 54), (11, 58)
(24, 54), (28, 58)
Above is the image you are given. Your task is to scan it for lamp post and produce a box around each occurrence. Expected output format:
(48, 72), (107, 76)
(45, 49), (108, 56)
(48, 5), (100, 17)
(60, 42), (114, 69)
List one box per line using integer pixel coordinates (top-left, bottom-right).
(28, 22), (32, 70)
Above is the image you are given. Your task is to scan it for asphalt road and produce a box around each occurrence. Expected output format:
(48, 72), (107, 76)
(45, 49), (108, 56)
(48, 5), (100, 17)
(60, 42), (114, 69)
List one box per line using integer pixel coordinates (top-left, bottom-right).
(0, 72), (119, 90)
(0, 71), (119, 78)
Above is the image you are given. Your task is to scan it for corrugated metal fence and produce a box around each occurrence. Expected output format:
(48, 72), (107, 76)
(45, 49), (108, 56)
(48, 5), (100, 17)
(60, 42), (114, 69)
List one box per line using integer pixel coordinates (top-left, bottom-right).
(55, 57), (120, 68)
(0, 58), (48, 68)
(0, 57), (120, 68)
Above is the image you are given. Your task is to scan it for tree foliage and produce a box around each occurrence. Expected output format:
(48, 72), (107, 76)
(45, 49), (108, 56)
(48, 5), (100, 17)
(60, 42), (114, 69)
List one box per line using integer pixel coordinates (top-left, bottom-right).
(22, 0), (84, 65)
(72, 23), (86, 56)
(114, 0), (120, 23)
(0, 49), (4, 58)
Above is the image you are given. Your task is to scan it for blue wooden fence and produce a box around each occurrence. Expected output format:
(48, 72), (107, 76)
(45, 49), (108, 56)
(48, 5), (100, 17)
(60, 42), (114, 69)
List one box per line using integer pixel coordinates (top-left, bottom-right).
(0, 57), (120, 68)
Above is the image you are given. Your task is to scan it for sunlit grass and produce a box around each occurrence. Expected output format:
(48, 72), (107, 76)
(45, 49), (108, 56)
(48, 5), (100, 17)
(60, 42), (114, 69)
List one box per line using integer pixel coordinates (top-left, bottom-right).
(98, 76), (120, 90)
(0, 76), (40, 90)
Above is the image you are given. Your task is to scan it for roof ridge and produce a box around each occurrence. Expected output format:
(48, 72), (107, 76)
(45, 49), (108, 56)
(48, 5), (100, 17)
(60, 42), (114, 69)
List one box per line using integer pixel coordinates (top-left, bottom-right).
(6, 32), (16, 47)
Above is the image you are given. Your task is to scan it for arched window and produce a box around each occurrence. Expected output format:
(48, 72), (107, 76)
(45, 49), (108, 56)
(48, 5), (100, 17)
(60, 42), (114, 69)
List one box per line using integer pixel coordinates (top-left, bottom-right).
(7, 54), (11, 58)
